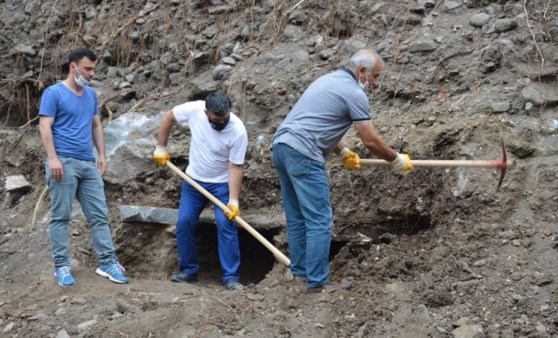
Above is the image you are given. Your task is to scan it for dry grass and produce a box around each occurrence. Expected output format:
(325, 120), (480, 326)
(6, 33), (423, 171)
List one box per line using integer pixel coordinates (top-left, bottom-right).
(0, 78), (43, 127)
(1, 0), (314, 126)
(520, 0), (557, 119)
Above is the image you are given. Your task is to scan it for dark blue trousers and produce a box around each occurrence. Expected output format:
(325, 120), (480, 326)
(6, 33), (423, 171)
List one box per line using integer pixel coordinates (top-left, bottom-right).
(176, 180), (240, 283)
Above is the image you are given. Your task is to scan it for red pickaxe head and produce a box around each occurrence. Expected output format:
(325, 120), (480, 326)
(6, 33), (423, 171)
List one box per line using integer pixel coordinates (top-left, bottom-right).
(496, 138), (509, 191)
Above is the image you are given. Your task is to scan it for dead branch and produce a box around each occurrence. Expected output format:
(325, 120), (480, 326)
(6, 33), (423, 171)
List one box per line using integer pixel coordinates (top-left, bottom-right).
(104, 103), (114, 125)
(99, 93), (119, 108)
(437, 47), (475, 65)
(99, 4), (160, 53)
(336, 223), (355, 235)
(523, 0), (545, 69)
(0, 90), (9, 101)
(127, 86), (184, 113)
(38, 0), (60, 81)
(297, 60), (337, 77)
(0, 78), (45, 90)
(207, 320), (242, 331)
(19, 116), (39, 129)
(266, 2), (287, 46)
(0, 51), (17, 59)
(107, 329), (129, 337)
(290, 0), (307, 12)
(207, 294), (243, 327)
(6, 123), (32, 153)
(25, 84), (30, 123)
(27, 185), (49, 234)
(389, 3), (414, 68)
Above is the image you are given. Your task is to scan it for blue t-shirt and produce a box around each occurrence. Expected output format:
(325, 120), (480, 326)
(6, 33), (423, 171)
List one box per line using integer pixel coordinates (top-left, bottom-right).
(272, 69), (371, 162)
(39, 83), (99, 161)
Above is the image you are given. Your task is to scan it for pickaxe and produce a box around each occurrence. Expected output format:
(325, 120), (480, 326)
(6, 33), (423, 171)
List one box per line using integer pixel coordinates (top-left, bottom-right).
(358, 139), (514, 191)
(166, 161), (291, 266)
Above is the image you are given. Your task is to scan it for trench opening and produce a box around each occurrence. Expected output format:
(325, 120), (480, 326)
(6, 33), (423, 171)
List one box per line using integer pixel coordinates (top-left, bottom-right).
(114, 221), (281, 286)
(195, 222), (280, 285)
(114, 212), (430, 285)
(329, 239), (347, 260)
(341, 213), (433, 243)
(377, 213), (432, 237)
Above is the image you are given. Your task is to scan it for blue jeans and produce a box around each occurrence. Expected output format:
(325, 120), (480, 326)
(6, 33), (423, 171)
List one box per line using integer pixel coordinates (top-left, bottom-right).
(272, 143), (332, 288)
(176, 180), (240, 284)
(45, 156), (117, 268)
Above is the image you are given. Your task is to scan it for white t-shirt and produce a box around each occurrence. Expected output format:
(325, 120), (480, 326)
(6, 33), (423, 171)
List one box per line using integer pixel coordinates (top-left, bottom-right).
(173, 100), (248, 183)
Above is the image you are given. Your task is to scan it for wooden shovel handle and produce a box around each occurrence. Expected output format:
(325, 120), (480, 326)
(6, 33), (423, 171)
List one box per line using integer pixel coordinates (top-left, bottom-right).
(166, 161), (291, 267)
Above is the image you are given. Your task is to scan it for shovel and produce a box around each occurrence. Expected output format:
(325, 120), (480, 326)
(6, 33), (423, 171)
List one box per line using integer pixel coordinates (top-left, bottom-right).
(166, 161), (291, 267)
(358, 139), (514, 190)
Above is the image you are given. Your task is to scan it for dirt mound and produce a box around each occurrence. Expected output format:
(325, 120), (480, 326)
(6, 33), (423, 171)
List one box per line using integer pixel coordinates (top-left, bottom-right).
(1, 0), (558, 337)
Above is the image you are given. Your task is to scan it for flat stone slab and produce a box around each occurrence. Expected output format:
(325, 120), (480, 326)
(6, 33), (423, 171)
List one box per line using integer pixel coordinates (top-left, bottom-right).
(5, 175), (31, 192)
(119, 205), (285, 231)
(119, 205), (178, 225)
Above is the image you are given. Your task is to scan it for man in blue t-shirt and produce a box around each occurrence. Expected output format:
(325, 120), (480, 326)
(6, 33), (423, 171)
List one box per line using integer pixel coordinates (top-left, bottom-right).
(271, 49), (414, 293)
(39, 48), (128, 287)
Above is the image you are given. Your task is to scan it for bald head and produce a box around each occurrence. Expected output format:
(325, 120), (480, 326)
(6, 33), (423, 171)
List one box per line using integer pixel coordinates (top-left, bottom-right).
(345, 49), (383, 90)
(346, 49), (383, 74)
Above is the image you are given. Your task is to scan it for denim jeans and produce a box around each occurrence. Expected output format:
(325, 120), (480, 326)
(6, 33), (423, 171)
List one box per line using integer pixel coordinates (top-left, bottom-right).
(45, 156), (117, 268)
(272, 143), (333, 288)
(176, 180), (240, 284)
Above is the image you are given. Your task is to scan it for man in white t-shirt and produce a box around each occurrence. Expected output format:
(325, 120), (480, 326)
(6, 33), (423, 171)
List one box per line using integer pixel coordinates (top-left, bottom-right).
(153, 91), (248, 291)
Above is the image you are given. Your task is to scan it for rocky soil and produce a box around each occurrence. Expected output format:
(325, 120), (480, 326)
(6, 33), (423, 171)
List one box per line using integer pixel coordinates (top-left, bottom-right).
(1, 0), (558, 337)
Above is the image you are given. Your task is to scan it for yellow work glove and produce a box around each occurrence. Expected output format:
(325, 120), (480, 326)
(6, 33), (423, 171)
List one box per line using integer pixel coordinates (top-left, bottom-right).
(225, 199), (240, 221)
(391, 153), (413, 174)
(340, 147), (361, 170)
(153, 146), (170, 166)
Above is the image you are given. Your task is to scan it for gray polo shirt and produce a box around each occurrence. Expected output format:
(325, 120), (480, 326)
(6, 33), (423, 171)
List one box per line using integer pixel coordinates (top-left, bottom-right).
(272, 69), (371, 162)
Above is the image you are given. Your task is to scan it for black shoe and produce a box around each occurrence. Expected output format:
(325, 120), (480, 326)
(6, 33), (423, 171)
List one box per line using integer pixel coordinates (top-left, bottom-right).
(170, 271), (198, 283)
(307, 280), (353, 293)
(292, 276), (307, 285)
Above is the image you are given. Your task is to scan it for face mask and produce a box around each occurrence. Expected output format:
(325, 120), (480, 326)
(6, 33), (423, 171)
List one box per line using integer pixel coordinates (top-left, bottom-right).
(208, 116), (230, 131)
(73, 64), (91, 87)
(358, 73), (369, 91)
(358, 80), (369, 91)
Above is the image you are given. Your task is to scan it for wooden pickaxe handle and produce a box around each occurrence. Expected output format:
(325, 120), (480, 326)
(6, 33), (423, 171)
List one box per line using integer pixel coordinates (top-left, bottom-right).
(360, 158), (515, 169)
(166, 161), (291, 267)
(360, 139), (514, 191)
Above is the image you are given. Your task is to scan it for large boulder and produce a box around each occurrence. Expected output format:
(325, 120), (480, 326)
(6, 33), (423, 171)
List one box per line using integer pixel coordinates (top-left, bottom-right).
(104, 112), (161, 185)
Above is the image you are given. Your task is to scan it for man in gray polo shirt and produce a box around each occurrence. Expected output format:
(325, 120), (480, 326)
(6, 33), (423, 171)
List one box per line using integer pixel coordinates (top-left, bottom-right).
(271, 48), (413, 293)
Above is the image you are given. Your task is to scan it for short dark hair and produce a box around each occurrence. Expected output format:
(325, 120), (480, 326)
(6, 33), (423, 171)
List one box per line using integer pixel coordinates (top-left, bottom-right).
(205, 91), (232, 115)
(68, 48), (97, 64)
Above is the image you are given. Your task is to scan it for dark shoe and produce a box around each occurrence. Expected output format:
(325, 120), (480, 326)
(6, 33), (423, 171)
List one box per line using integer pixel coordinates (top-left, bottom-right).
(224, 280), (244, 291)
(293, 276), (307, 284)
(307, 280), (353, 294)
(171, 271), (198, 283)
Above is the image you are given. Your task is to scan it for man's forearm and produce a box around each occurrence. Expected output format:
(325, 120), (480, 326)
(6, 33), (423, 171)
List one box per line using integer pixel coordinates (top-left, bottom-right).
(355, 121), (398, 161)
(228, 164), (243, 201)
(363, 136), (398, 161)
(156, 110), (176, 146)
(92, 124), (106, 158)
(39, 119), (58, 160)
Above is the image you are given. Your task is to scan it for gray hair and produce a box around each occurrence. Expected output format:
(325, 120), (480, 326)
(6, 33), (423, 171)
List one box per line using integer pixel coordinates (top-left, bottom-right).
(345, 49), (384, 74)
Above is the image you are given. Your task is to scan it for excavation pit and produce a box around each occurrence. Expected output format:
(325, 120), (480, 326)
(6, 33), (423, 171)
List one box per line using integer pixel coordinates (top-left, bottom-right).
(338, 213), (432, 243)
(115, 221), (283, 286)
